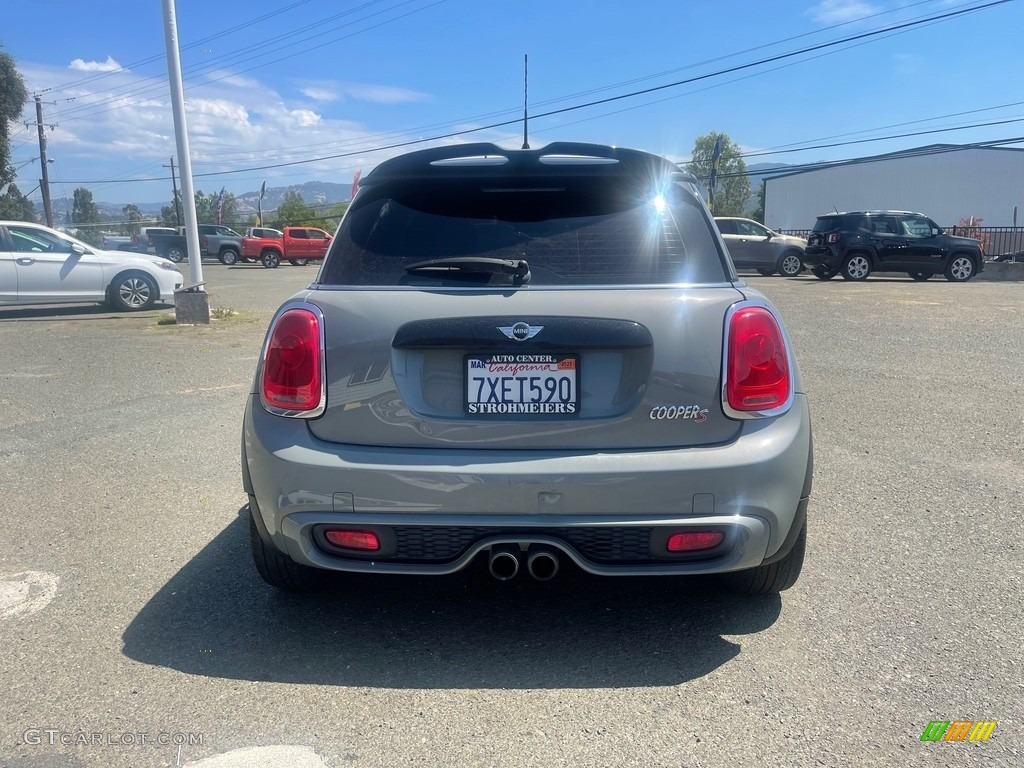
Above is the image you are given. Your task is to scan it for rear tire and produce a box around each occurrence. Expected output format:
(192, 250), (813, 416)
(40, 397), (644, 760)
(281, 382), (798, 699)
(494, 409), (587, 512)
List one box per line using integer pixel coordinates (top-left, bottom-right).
(249, 505), (324, 591)
(756, 267), (775, 276)
(944, 254), (976, 282)
(841, 253), (871, 281)
(166, 246), (185, 263)
(777, 250), (803, 277)
(289, 258), (309, 267)
(261, 250), (281, 269)
(219, 248), (239, 266)
(811, 266), (837, 280)
(908, 271), (930, 281)
(719, 521), (806, 595)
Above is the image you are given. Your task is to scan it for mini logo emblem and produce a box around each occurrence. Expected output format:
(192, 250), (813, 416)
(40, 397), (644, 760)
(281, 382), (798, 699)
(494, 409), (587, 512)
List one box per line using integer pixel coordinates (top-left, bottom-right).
(499, 322), (543, 341)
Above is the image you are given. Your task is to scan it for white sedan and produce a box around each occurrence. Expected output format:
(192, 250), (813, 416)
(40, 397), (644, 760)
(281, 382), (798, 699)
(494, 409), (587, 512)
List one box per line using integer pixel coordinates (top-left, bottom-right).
(0, 221), (183, 311)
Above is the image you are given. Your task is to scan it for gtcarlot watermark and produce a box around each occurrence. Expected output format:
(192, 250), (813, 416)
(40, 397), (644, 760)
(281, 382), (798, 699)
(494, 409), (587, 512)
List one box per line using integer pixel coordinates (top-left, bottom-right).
(23, 729), (204, 747)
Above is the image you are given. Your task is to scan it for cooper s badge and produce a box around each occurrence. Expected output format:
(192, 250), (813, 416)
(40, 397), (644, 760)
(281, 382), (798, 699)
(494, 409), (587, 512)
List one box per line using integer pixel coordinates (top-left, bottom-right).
(650, 405), (709, 423)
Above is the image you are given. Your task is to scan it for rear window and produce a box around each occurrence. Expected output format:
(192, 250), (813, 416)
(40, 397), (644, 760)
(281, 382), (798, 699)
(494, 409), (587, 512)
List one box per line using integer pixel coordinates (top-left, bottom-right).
(320, 177), (727, 286)
(812, 215), (864, 232)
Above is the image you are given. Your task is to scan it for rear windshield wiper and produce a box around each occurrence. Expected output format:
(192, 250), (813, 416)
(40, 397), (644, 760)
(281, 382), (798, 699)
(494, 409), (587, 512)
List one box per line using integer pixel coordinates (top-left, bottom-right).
(405, 257), (531, 284)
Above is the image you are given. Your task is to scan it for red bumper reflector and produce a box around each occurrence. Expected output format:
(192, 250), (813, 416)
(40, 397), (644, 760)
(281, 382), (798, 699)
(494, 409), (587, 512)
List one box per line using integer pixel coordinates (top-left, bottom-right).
(666, 531), (724, 552)
(324, 529), (380, 551)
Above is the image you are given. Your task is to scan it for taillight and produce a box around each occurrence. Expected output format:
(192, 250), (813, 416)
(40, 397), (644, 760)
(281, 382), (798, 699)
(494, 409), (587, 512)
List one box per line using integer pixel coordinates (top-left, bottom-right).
(324, 529), (380, 551)
(200, 235), (208, 248)
(725, 305), (791, 414)
(827, 232), (840, 244)
(666, 531), (724, 552)
(260, 307), (324, 416)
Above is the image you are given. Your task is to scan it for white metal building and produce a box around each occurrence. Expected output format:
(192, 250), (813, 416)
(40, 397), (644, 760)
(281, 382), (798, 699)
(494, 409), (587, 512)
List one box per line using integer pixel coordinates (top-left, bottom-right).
(764, 144), (1024, 230)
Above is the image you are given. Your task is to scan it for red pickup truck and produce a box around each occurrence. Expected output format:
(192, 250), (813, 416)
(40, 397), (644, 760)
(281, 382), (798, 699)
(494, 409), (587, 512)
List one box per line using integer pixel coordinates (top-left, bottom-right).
(240, 226), (333, 268)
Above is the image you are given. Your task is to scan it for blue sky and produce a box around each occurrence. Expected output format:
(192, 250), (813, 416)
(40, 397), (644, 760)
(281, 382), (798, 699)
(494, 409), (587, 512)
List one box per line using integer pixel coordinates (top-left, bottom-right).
(3, 0), (1022, 207)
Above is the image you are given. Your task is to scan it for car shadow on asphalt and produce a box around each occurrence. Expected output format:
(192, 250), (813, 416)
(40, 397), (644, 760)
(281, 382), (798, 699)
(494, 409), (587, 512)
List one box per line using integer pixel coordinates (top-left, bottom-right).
(0, 304), (171, 321)
(122, 510), (782, 689)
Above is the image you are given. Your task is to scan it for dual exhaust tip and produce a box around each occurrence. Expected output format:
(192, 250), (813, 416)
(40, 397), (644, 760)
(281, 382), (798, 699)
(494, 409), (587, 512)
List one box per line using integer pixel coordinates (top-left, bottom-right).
(488, 545), (559, 581)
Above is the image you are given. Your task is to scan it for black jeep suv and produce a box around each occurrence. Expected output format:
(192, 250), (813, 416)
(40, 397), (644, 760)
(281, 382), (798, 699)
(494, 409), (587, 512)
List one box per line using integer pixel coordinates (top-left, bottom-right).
(802, 211), (984, 282)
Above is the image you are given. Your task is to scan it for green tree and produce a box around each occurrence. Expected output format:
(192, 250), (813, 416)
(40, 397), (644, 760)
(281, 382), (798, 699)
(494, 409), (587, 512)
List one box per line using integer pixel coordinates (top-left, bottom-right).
(315, 201), (348, 233)
(686, 131), (750, 217)
(72, 187), (100, 224)
(0, 182), (35, 221)
(0, 47), (27, 191)
(275, 190), (317, 226)
(121, 203), (142, 234)
(748, 180), (766, 223)
(194, 188), (238, 225)
(161, 190), (182, 226)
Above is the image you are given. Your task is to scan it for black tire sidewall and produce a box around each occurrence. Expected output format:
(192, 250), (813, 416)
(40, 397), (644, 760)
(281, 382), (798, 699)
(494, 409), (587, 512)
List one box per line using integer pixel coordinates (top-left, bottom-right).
(945, 255), (975, 282)
(777, 250), (803, 277)
(110, 272), (157, 311)
(842, 253), (871, 281)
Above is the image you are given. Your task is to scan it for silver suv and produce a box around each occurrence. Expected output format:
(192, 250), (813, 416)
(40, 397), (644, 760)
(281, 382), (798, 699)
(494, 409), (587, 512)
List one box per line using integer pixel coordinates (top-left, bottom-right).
(242, 142), (813, 595)
(714, 217), (806, 276)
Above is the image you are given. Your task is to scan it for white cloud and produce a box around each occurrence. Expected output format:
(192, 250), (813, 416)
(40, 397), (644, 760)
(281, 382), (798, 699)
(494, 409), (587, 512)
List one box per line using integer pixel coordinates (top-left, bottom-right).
(188, 98), (251, 123)
(301, 87), (338, 103)
(338, 82), (428, 104)
(203, 70), (263, 91)
(808, 0), (880, 24)
(289, 109), (321, 127)
(68, 56), (124, 73)
(295, 79), (429, 105)
(10, 60), (471, 204)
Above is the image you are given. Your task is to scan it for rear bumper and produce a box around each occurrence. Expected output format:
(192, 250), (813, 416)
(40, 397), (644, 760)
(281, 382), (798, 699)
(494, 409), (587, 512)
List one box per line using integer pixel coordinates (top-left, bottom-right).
(802, 246), (841, 270)
(243, 394), (812, 575)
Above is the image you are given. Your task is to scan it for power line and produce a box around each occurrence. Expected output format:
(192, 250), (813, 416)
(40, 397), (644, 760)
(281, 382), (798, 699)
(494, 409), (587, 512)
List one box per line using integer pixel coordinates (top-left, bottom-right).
(61, 0), (1013, 185)
(47, 0), (958, 158)
(45, 0), (1013, 190)
(715, 137), (1024, 181)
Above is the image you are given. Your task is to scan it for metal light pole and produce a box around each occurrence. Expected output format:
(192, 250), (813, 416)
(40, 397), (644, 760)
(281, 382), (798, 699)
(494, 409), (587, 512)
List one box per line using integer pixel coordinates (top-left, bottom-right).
(161, 0), (209, 322)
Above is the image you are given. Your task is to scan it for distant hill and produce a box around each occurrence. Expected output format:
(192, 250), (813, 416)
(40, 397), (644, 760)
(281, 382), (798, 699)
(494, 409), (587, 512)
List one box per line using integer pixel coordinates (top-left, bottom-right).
(235, 181), (351, 215)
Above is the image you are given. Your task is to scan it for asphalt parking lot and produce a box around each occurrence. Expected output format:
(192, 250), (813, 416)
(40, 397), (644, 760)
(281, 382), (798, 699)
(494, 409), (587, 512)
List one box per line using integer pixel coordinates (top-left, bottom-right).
(0, 264), (1021, 768)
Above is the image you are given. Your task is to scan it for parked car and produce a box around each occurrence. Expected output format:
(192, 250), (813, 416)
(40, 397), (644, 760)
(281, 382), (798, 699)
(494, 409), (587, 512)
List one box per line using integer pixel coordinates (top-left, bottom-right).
(714, 217), (806, 276)
(241, 228), (284, 264)
(150, 224), (245, 265)
(240, 226), (332, 268)
(242, 141), (813, 595)
(0, 221), (182, 311)
(803, 211), (984, 282)
(130, 226), (177, 254)
(101, 234), (133, 251)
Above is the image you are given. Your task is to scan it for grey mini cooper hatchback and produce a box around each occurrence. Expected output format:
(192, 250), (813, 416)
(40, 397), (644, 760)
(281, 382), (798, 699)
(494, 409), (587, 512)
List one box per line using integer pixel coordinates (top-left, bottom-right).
(242, 142), (813, 595)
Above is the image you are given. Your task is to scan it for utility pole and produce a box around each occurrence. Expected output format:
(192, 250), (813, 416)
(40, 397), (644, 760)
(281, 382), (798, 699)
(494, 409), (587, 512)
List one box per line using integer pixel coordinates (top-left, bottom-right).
(708, 133), (722, 216)
(34, 96), (54, 228)
(163, 156), (181, 226)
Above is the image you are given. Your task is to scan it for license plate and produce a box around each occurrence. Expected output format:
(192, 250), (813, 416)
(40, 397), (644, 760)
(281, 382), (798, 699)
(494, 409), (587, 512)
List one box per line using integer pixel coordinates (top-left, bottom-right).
(465, 353), (579, 416)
